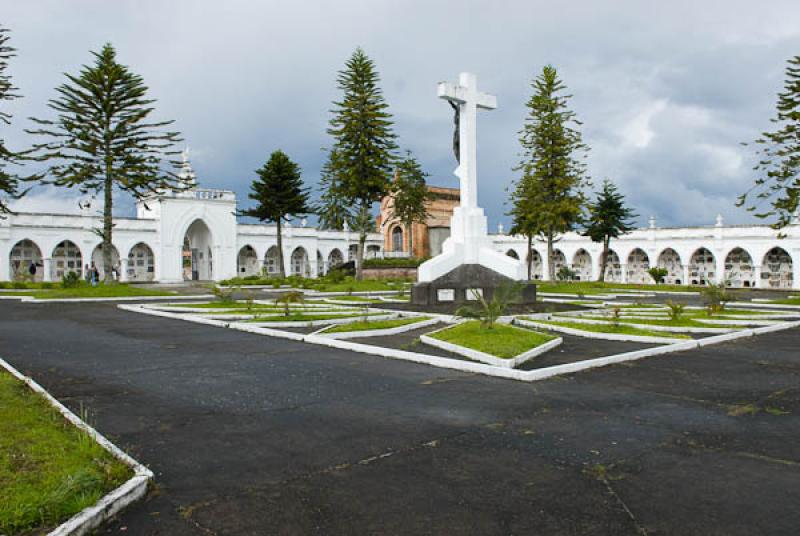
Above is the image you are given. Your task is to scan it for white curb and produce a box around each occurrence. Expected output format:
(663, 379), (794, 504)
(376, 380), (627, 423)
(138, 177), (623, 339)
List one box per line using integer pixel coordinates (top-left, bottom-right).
(318, 317), (441, 340)
(513, 318), (687, 344)
(547, 314), (735, 334)
(0, 356), (152, 536)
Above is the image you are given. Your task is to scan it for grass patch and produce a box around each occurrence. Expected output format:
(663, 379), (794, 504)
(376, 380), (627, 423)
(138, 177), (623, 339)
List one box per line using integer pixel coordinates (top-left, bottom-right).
(567, 314), (741, 329)
(537, 281), (701, 295)
(530, 319), (691, 339)
(27, 283), (173, 300)
(245, 312), (382, 323)
(325, 296), (384, 303)
(430, 321), (555, 359)
(324, 316), (431, 333)
(0, 371), (133, 535)
(762, 297), (800, 306)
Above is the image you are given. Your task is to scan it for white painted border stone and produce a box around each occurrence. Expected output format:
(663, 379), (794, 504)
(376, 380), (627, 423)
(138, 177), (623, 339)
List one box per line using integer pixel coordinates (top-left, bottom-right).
(318, 317), (442, 340)
(514, 318), (687, 344)
(0, 356), (152, 536)
(0, 293), (214, 303)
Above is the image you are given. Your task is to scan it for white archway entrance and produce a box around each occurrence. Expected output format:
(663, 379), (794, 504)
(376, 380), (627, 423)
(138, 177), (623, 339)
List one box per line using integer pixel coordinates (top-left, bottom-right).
(290, 247), (309, 276)
(762, 247), (793, 289)
(9, 239), (43, 282)
(128, 243), (155, 282)
(52, 240), (83, 280)
(572, 249), (592, 281)
(657, 248), (682, 285)
(725, 247), (755, 288)
(91, 243), (120, 280)
(603, 249), (622, 282)
(183, 219), (213, 281)
(528, 249), (543, 280)
(627, 248), (650, 284)
(237, 245), (260, 277)
(689, 247), (715, 285)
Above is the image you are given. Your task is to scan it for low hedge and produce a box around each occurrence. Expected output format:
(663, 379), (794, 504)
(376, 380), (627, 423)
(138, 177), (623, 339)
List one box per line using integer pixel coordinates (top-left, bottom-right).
(363, 257), (427, 268)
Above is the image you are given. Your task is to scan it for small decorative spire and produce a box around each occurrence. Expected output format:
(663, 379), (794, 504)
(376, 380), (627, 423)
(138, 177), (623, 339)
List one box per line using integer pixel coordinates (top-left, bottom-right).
(179, 147), (197, 187)
(497, 222), (504, 234)
(649, 215), (656, 229)
(715, 214), (724, 227)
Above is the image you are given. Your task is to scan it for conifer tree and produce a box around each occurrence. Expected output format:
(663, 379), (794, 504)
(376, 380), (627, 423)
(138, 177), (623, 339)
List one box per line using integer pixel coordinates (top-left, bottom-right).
(28, 43), (186, 281)
(582, 179), (637, 281)
(0, 26), (25, 214)
(241, 150), (310, 278)
(316, 148), (351, 230)
(327, 48), (397, 279)
(390, 151), (432, 258)
(511, 65), (590, 280)
(738, 55), (800, 229)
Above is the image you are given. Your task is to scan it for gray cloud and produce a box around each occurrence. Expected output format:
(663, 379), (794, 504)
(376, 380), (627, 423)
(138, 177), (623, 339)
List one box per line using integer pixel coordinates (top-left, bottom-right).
(3, 0), (800, 228)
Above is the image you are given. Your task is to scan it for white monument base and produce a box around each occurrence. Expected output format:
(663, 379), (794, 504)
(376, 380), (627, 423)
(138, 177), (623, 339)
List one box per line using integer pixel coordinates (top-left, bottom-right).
(417, 206), (525, 282)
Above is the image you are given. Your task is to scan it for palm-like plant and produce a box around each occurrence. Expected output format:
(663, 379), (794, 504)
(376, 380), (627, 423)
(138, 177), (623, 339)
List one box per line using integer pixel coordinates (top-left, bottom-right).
(274, 290), (304, 317)
(455, 282), (522, 329)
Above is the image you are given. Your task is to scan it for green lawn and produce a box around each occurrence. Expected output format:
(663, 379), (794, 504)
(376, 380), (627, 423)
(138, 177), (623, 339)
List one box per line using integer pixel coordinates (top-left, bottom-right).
(325, 296), (385, 303)
(764, 297), (800, 306)
(567, 314), (741, 329)
(16, 283), (173, 300)
(537, 281), (701, 295)
(0, 371), (132, 535)
(219, 275), (412, 293)
(530, 319), (691, 339)
(173, 301), (343, 310)
(430, 321), (555, 359)
(245, 312), (382, 323)
(324, 316), (431, 333)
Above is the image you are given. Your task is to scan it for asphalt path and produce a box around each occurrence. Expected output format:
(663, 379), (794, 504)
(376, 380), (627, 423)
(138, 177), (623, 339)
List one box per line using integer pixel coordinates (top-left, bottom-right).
(1, 300), (798, 535)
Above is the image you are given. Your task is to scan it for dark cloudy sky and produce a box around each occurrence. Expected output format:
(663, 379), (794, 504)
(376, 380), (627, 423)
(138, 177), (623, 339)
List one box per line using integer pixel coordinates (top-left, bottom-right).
(4, 0), (800, 228)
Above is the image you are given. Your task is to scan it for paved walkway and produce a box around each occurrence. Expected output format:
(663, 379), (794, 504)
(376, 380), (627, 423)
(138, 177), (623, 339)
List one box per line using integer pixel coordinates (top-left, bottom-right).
(1, 300), (798, 535)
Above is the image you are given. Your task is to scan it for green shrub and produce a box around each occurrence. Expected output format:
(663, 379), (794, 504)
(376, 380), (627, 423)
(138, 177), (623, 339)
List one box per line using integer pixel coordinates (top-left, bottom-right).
(455, 282), (521, 329)
(556, 266), (576, 281)
(648, 267), (668, 284)
(61, 272), (81, 288)
(665, 300), (685, 321)
(363, 257), (427, 268)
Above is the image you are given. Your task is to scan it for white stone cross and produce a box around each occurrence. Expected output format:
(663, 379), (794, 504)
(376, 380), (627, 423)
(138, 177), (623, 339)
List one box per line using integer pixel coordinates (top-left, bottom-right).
(437, 72), (496, 210)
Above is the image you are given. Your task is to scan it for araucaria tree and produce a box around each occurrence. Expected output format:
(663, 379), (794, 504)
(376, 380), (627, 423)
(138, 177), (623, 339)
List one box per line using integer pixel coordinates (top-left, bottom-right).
(511, 65), (590, 280)
(582, 179), (637, 282)
(316, 148), (352, 230)
(738, 55), (800, 229)
(390, 151), (431, 258)
(0, 26), (26, 213)
(28, 43), (186, 281)
(241, 150), (310, 278)
(327, 48), (397, 279)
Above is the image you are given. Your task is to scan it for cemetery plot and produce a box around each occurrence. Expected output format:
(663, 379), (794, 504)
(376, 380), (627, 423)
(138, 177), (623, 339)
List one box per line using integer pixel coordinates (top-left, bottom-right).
(125, 288), (800, 381)
(0, 370), (132, 535)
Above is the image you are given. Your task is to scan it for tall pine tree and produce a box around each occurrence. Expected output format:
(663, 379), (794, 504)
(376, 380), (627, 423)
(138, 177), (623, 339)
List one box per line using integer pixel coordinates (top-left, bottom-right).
(738, 55), (800, 229)
(582, 179), (637, 282)
(316, 148), (351, 230)
(327, 48), (397, 279)
(511, 65), (590, 280)
(241, 150), (310, 278)
(389, 151), (432, 258)
(28, 44), (186, 281)
(0, 26), (26, 213)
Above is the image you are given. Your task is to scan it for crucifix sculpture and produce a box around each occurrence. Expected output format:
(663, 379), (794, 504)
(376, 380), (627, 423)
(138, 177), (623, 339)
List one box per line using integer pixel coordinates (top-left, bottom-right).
(437, 72), (497, 210)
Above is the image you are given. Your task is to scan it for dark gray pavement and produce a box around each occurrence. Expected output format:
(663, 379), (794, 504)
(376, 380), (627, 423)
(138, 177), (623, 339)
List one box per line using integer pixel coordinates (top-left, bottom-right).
(1, 300), (798, 535)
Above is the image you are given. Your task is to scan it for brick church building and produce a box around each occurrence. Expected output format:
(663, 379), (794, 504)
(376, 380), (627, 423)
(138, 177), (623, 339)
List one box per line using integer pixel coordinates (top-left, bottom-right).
(377, 185), (460, 259)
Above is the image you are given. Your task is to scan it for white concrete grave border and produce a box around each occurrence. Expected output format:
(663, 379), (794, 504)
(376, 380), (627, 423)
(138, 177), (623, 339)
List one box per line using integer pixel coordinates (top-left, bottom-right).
(314, 316), (442, 340)
(514, 317), (688, 344)
(0, 355), (152, 536)
(117, 303), (800, 383)
(419, 322), (563, 369)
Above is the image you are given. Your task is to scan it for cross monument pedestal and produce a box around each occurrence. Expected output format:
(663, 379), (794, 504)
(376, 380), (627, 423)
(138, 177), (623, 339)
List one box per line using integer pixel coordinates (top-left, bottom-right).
(413, 72), (533, 306)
